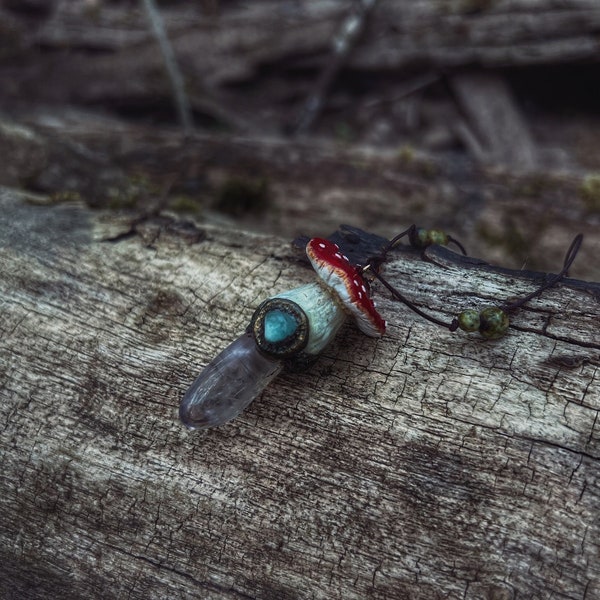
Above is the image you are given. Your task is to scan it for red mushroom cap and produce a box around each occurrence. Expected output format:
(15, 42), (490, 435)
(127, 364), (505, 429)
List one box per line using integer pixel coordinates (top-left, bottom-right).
(306, 238), (386, 337)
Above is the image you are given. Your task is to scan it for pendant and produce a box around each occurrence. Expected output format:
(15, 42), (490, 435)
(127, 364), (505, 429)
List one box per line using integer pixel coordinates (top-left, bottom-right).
(180, 225), (583, 429)
(180, 237), (386, 430)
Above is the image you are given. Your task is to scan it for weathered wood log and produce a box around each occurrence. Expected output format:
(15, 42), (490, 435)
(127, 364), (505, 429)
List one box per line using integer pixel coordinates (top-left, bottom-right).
(2, 0), (600, 133)
(1, 189), (598, 598)
(449, 72), (539, 169)
(4, 115), (599, 282)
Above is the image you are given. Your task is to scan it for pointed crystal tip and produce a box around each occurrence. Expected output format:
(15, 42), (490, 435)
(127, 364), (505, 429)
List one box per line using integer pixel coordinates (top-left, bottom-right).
(180, 333), (283, 429)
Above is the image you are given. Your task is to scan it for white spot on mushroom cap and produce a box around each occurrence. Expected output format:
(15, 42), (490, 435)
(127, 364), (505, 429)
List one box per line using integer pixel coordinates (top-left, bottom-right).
(306, 237), (385, 337)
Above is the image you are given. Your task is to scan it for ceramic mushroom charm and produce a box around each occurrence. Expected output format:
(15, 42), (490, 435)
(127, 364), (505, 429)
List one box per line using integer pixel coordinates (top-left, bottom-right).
(179, 238), (385, 430)
(306, 239), (386, 337)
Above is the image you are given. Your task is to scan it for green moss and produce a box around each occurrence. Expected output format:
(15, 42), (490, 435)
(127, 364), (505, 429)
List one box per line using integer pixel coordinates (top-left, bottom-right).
(396, 145), (437, 179)
(214, 177), (270, 216)
(397, 145), (415, 164)
(477, 220), (532, 263)
(48, 190), (82, 205)
(106, 186), (139, 210)
(170, 195), (202, 214)
(103, 173), (158, 210)
(512, 174), (552, 198)
(579, 174), (600, 213)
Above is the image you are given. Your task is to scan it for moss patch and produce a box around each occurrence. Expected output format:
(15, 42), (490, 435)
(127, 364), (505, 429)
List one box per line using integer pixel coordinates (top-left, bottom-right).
(213, 177), (270, 216)
(579, 174), (600, 213)
(169, 195), (202, 214)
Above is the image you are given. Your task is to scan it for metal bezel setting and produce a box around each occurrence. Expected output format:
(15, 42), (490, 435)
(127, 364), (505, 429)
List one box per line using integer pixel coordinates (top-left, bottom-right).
(249, 298), (309, 358)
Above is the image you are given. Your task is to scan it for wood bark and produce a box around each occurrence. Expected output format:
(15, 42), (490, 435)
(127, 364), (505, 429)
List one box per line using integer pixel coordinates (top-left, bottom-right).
(1, 189), (599, 599)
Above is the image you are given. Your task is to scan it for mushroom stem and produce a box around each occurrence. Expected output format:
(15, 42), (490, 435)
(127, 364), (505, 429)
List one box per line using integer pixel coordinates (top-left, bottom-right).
(274, 283), (347, 354)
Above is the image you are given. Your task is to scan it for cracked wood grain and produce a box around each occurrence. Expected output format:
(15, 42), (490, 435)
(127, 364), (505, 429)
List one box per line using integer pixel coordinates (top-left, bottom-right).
(0, 189), (599, 599)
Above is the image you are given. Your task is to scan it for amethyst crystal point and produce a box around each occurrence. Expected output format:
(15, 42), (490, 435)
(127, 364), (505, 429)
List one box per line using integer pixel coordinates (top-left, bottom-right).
(179, 332), (283, 429)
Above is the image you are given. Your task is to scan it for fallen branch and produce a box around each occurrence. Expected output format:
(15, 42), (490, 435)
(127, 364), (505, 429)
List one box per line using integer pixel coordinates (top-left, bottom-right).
(141, 0), (193, 134)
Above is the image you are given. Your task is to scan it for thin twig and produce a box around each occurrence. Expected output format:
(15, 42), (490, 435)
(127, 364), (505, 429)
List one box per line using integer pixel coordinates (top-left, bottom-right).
(292, 0), (379, 135)
(362, 72), (440, 109)
(141, 0), (193, 135)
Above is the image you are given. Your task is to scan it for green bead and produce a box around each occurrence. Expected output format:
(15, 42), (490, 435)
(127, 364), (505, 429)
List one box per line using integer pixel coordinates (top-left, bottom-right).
(478, 307), (509, 339)
(409, 227), (430, 248)
(427, 229), (449, 247)
(458, 309), (480, 332)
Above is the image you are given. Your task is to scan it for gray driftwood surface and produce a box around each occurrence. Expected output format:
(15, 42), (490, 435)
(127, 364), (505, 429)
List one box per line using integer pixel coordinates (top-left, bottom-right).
(1, 190), (599, 599)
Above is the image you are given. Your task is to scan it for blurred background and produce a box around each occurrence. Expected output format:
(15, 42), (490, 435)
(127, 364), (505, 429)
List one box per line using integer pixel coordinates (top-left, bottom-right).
(1, 0), (599, 278)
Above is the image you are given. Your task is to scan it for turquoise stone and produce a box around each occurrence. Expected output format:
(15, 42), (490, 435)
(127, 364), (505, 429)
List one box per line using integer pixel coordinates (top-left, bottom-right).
(264, 309), (298, 343)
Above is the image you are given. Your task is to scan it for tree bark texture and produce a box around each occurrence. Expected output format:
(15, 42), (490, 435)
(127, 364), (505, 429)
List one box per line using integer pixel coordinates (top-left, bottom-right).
(1, 190), (599, 599)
